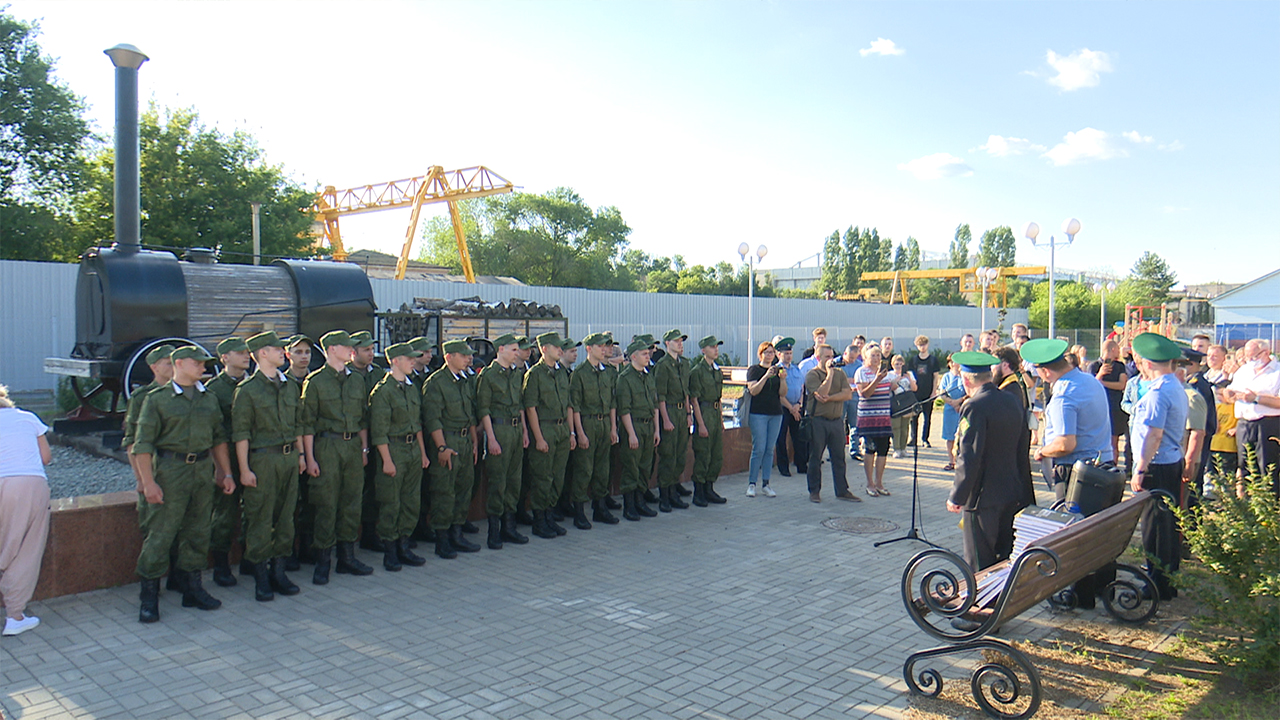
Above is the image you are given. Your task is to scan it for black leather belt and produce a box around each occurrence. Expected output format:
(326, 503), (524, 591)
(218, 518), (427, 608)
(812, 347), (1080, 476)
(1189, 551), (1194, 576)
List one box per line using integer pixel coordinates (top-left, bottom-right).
(582, 413), (610, 420)
(399, 434), (417, 444)
(443, 428), (472, 437)
(251, 444), (295, 455)
(155, 449), (209, 464)
(490, 416), (523, 426)
(633, 416), (653, 424)
(317, 431), (358, 441)
(667, 401), (686, 410)
(699, 400), (722, 408)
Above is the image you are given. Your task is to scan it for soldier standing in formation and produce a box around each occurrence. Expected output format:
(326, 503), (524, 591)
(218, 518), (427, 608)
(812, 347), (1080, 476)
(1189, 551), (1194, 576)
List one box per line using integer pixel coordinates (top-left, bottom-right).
(654, 329), (692, 512)
(688, 335), (728, 507)
(523, 332), (576, 538)
(616, 338), (660, 521)
(422, 339), (481, 558)
(475, 334), (531, 549)
(368, 342), (429, 571)
(205, 337), (251, 587)
(347, 331), (388, 553)
(123, 344), (176, 483)
(570, 333), (620, 527)
(283, 334), (315, 570)
(132, 345), (234, 623)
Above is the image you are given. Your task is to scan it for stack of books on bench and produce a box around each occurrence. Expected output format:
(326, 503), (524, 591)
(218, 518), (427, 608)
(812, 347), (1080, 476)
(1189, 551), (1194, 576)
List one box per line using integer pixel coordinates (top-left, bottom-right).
(973, 506), (1081, 607)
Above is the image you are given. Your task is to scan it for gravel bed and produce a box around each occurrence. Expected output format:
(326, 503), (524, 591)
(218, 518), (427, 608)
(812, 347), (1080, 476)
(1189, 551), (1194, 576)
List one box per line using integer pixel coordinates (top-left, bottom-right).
(45, 445), (136, 499)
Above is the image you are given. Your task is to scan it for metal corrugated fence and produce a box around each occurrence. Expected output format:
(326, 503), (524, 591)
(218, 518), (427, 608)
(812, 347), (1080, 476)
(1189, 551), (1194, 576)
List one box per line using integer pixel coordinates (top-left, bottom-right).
(1, 261), (79, 392)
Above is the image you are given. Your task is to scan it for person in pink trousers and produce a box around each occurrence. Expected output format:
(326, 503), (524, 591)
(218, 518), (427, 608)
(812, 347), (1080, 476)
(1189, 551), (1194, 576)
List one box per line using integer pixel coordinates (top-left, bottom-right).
(0, 383), (53, 636)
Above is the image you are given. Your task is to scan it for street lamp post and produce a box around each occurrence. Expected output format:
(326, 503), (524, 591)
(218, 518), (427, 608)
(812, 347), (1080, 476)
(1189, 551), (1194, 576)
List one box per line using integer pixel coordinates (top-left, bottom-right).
(1024, 218), (1081, 339)
(1093, 281), (1116, 355)
(975, 266), (1000, 335)
(738, 242), (769, 362)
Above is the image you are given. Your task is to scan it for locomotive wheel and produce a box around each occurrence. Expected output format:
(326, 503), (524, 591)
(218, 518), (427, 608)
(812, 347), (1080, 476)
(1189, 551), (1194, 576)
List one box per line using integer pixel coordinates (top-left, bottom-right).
(67, 376), (124, 419)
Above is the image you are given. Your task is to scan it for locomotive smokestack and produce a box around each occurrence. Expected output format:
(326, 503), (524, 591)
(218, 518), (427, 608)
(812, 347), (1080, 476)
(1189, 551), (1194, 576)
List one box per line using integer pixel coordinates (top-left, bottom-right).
(104, 44), (149, 255)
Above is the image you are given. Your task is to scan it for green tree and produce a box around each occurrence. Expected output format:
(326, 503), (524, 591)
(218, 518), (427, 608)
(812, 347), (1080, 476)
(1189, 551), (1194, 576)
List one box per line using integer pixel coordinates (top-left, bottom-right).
(840, 226), (862, 293)
(903, 236), (921, 271)
(949, 223), (971, 269)
(1128, 251), (1178, 304)
(1026, 280), (1121, 329)
(818, 229), (844, 293)
(976, 225), (1017, 268)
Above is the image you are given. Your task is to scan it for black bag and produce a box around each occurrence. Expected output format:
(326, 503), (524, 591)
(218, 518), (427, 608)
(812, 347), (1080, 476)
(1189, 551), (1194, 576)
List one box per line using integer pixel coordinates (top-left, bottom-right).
(890, 390), (918, 418)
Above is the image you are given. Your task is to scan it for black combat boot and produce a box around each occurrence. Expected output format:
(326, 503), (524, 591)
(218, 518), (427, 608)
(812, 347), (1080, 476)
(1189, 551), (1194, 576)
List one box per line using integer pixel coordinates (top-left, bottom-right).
(514, 507), (536, 526)
(434, 529), (458, 559)
(461, 520), (480, 534)
(486, 515), (504, 550)
(675, 482), (692, 496)
(531, 509), (558, 539)
(212, 551), (237, 587)
(604, 495), (622, 510)
(635, 489), (658, 517)
(139, 578), (161, 623)
(449, 525), (481, 552)
(396, 537), (426, 566)
(658, 486), (674, 513)
(692, 483), (709, 507)
(166, 568), (186, 592)
(253, 561), (274, 602)
(548, 506), (565, 523)
(270, 558), (300, 596)
(706, 481), (727, 504)
(182, 570), (222, 610)
(573, 501), (592, 530)
(622, 491), (640, 521)
(240, 557), (256, 576)
(335, 541), (374, 575)
(383, 539), (402, 571)
(643, 488), (660, 503)
(359, 524), (384, 552)
(500, 513), (529, 544)
(545, 510), (568, 536)
(592, 499), (619, 525)
(669, 485), (689, 509)
(312, 547), (332, 585)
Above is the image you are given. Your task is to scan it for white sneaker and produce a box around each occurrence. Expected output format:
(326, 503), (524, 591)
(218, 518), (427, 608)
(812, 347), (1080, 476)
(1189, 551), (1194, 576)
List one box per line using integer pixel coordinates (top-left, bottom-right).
(763, 485), (777, 498)
(3, 615), (39, 636)
(746, 484), (756, 497)
(893, 451), (903, 459)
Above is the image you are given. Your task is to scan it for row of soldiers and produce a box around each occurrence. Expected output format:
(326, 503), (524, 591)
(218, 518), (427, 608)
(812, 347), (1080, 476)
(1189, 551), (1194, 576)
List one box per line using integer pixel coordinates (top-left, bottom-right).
(123, 327), (729, 623)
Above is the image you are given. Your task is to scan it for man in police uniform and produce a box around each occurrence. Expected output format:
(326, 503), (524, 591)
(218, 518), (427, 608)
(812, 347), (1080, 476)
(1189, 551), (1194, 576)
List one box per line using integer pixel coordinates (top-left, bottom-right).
(231, 331), (305, 602)
(1128, 333), (1191, 600)
(688, 335), (728, 506)
(205, 336), (251, 587)
(422, 339), (481, 557)
(523, 332), (576, 538)
(368, 342), (430, 571)
(654, 329), (693, 512)
(617, 337), (660, 521)
(132, 345), (234, 622)
(945, 351), (1031, 573)
(301, 330), (375, 583)
(476, 334), (531, 548)
(1023, 339), (1114, 501)
(570, 333), (619, 526)
(773, 337), (808, 477)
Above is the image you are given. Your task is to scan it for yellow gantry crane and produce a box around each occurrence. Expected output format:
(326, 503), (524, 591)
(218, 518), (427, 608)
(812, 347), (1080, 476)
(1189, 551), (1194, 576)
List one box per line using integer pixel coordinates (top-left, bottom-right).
(855, 266), (1048, 305)
(313, 166), (514, 282)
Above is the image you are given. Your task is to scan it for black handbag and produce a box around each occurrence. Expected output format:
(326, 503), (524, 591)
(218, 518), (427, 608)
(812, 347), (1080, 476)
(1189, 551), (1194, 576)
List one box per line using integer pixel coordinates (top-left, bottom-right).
(890, 390), (918, 418)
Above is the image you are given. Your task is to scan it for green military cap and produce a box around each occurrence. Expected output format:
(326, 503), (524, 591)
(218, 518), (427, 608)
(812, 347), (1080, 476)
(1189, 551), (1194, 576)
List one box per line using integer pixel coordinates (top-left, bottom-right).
(385, 342), (423, 360)
(284, 334), (313, 349)
(349, 330), (375, 348)
(952, 351), (1000, 373)
(442, 339), (475, 355)
(1131, 332), (1183, 362)
(699, 335), (724, 349)
(145, 344), (176, 365)
(583, 332), (613, 347)
(515, 335), (533, 350)
(633, 333), (656, 347)
(627, 338), (652, 355)
(773, 336), (796, 351)
(536, 331), (562, 348)
(216, 337), (249, 355)
(492, 333), (519, 348)
(170, 345), (214, 362)
(409, 336), (431, 352)
(246, 331), (285, 352)
(663, 328), (688, 342)
(1020, 338), (1069, 366)
(560, 337), (581, 351)
(320, 330), (353, 349)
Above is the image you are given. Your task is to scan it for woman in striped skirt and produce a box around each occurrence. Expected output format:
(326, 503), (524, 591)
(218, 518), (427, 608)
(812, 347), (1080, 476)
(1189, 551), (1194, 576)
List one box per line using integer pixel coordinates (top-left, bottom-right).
(854, 344), (894, 496)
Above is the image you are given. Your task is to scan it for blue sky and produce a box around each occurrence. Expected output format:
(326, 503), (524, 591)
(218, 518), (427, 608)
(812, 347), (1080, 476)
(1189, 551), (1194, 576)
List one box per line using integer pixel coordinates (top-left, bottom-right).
(10, 0), (1279, 285)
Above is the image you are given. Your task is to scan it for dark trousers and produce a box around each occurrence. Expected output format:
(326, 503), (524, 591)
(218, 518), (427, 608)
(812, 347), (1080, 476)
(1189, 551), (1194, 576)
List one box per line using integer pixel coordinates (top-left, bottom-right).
(1053, 462), (1115, 607)
(910, 403), (933, 444)
(806, 416), (847, 495)
(1139, 460), (1184, 598)
(776, 412), (808, 472)
(1238, 416), (1280, 496)
(961, 502), (1018, 572)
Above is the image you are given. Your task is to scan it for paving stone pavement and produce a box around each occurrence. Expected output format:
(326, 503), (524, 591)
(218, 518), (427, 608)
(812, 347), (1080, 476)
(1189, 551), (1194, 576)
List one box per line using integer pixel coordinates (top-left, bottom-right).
(2, 446), (1065, 719)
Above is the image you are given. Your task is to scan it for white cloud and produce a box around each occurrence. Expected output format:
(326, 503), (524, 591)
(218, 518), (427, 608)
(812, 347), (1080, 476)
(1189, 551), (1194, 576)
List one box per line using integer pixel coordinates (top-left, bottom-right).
(898, 153), (973, 180)
(1123, 131), (1154, 144)
(1041, 127), (1127, 166)
(976, 135), (1047, 157)
(860, 38), (905, 57)
(1159, 140), (1185, 152)
(1044, 48), (1113, 91)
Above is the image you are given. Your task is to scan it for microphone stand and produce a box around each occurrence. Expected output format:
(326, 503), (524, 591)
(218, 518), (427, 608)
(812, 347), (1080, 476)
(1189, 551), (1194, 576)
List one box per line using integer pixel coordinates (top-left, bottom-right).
(875, 389), (950, 550)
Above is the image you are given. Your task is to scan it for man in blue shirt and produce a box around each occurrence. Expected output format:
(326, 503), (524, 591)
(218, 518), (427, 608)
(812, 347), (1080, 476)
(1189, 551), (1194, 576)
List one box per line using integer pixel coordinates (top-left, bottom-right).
(1128, 333), (1190, 601)
(771, 337), (808, 476)
(1023, 339), (1114, 502)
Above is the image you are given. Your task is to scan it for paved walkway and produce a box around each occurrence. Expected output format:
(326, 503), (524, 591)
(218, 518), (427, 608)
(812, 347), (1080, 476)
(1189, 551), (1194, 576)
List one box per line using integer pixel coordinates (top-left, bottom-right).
(2, 446), (1060, 719)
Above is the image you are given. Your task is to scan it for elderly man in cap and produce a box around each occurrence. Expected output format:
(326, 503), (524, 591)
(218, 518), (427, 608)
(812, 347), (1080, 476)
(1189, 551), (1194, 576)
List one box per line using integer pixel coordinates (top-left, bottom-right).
(1024, 338), (1114, 503)
(300, 330), (374, 584)
(205, 337), (252, 587)
(1128, 333), (1191, 600)
(476, 334), (532, 547)
(945, 351), (1031, 576)
(617, 337), (661, 520)
(688, 335), (729, 507)
(422, 339), (481, 557)
(570, 333), (620, 526)
(522, 332), (576, 538)
(132, 345), (235, 623)
(368, 342), (430, 571)
(653, 329), (693, 512)
(232, 331), (306, 602)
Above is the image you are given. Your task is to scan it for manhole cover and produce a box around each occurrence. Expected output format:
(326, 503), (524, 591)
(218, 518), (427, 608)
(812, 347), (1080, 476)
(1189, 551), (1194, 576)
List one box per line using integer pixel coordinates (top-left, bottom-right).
(822, 517), (899, 534)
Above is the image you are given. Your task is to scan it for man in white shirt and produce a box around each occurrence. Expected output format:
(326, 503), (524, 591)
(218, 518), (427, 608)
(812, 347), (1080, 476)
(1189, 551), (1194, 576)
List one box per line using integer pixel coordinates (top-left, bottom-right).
(1222, 339), (1280, 495)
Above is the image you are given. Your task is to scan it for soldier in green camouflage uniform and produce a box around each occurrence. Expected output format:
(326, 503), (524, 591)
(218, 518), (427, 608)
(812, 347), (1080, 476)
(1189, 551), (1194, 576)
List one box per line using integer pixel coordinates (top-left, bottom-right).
(345, 331), (386, 553)
(368, 342), (430, 571)
(522, 332), (576, 538)
(475, 334), (530, 550)
(616, 338), (661, 521)
(570, 333), (619, 527)
(554, 337), (581, 520)
(282, 334), (315, 570)
(513, 336), (538, 526)
(133, 345), (234, 623)
(422, 339), (481, 558)
(205, 337), (251, 586)
(688, 335), (729, 507)
(654, 329), (693, 512)
(124, 344), (176, 484)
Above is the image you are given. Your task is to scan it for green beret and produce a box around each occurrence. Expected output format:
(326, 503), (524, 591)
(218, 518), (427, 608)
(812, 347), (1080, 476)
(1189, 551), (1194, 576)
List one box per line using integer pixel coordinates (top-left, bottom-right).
(146, 344), (176, 365)
(1020, 338), (1069, 366)
(170, 345), (214, 362)
(583, 332), (612, 347)
(663, 329), (687, 342)
(515, 335), (533, 350)
(491, 333), (519, 348)
(348, 330), (375, 348)
(284, 334), (313, 349)
(627, 338), (652, 355)
(216, 337), (249, 355)
(560, 337), (581, 351)
(774, 336), (796, 351)
(536, 331), (562, 348)
(699, 335), (724, 349)
(246, 331), (285, 352)
(385, 342), (423, 360)
(409, 336), (431, 353)
(1132, 332), (1182, 363)
(952, 351), (1000, 373)
(442, 339), (474, 355)
(320, 330), (353, 350)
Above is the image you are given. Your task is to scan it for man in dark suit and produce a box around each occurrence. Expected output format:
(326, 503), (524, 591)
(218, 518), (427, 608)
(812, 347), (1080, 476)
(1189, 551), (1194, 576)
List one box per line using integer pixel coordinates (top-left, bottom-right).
(946, 352), (1030, 573)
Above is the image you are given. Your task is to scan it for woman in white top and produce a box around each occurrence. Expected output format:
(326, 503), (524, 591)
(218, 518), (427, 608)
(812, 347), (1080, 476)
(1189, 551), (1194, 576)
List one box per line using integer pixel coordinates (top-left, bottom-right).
(0, 383), (53, 636)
